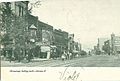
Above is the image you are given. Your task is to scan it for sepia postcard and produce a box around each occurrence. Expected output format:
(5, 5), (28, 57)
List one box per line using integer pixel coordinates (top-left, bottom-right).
(0, 0), (120, 81)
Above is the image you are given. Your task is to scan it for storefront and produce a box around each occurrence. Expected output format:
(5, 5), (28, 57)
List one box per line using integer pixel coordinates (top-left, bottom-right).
(40, 45), (51, 59)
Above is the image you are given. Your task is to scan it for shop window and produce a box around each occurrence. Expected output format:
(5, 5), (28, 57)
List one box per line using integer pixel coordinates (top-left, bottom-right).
(19, 6), (21, 16)
(30, 30), (36, 37)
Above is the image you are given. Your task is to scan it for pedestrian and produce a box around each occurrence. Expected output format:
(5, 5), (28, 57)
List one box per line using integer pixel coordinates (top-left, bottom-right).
(14, 47), (19, 61)
(61, 54), (65, 61)
(28, 48), (33, 62)
(61, 52), (66, 61)
(65, 51), (69, 60)
(18, 48), (23, 62)
(8, 49), (12, 63)
(69, 52), (72, 60)
(3, 48), (6, 58)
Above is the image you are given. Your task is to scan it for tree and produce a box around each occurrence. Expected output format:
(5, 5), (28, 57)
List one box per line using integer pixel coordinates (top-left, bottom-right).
(1, 2), (29, 59)
(1, 2), (13, 51)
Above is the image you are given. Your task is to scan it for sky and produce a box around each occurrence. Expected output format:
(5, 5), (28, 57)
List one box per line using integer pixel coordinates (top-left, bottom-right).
(1, 0), (120, 51)
(29, 0), (120, 51)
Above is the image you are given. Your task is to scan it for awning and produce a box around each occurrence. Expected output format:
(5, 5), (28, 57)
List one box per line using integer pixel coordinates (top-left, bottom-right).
(51, 45), (57, 48)
(35, 42), (42, 46)
(29, 24), (37, 29)
(73, 50), (79, 53)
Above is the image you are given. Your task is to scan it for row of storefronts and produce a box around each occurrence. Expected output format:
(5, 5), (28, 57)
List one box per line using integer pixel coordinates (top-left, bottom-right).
(28, 16), (81, 59)
(0, 1), (81, 60)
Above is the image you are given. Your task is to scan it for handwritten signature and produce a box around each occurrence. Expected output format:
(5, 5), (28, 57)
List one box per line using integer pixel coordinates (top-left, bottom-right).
(59, 67), (80, 81)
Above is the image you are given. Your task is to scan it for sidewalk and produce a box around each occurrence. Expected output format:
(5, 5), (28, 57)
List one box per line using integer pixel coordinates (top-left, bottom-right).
(1, 56), (48, 66)
(1, 58), (78, 67)
(1, 56), (88, 67)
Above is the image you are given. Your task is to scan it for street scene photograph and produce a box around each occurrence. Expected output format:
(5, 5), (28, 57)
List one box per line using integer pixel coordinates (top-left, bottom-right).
(0, 0), (120, 67)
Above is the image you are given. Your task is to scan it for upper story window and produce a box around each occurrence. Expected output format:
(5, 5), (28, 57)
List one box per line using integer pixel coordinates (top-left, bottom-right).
(19, 6), (21, 16)
(30, 30), (36, 37)
(16, 5), (24, 16)
(29, 24), (37, 37)
(22, 7), (24, 16)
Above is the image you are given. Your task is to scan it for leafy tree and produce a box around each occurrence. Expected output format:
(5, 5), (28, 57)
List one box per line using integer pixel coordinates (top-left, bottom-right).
(1, 2), (29, 52)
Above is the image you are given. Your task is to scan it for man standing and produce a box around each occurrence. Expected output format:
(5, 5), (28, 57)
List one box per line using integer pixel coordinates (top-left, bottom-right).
(8, 49), (12, 63)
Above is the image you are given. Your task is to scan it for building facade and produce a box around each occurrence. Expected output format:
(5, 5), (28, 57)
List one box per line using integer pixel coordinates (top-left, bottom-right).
(0, 1), (82, 60)
(10, 1), (29, 17)
(27, 14), (38, 44)
(53, 29), (68, 57)
(37, 21), (53, 59)
(102, 40), (111, 55)
(74, 42), (81, 52)
(97, 38), (109, 53)
(111, 33), (120, 54)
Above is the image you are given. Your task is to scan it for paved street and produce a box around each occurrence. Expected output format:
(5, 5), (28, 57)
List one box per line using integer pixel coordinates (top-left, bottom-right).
(1, 55), (120, 67)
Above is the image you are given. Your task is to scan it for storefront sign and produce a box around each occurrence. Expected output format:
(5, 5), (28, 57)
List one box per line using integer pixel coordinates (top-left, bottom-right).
(41, 46), (50, 52)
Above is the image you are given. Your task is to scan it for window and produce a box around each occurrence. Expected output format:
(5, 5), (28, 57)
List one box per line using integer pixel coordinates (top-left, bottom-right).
(16, 6), (19, 16)
(11, 2), (15, 13)
(19, 6), (21, 16)
(22, 7), (24, 16)
(30, 30), (36, 37)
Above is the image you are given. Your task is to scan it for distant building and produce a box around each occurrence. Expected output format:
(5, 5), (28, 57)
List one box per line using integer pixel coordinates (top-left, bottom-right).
(97, 38), (109, 52)
(103, 40), (111, 55)
(94, 46), (97, 51)
(111, 33), (120, 54)
(74, 42), (81, 51)
(78, 43), (82, 51)
(94, 45), (99, 55)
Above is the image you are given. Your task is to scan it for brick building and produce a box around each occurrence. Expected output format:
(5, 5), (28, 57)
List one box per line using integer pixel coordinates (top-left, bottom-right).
(53, 29), (68, 57)
(36, 20), (53, 59)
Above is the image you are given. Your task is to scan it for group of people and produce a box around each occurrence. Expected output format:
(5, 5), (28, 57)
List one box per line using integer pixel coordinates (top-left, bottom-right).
(61, 51), (74, 61)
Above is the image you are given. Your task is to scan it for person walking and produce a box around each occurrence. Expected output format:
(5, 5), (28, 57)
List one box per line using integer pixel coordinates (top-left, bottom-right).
(69, 52), (72, 60)
(28, 48), (33, 62)
(17, 48), (23, 62)
(61, 52), (66, 61)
